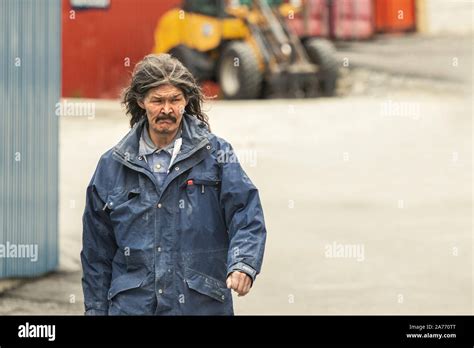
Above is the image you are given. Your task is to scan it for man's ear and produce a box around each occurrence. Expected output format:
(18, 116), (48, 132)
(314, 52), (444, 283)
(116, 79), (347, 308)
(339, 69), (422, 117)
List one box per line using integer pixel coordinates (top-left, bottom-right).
(137, 99), (145, 109)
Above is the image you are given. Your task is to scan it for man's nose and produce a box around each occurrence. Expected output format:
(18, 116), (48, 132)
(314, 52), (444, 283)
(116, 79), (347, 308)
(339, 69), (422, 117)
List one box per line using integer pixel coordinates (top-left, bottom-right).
(161, 101), (172, 114)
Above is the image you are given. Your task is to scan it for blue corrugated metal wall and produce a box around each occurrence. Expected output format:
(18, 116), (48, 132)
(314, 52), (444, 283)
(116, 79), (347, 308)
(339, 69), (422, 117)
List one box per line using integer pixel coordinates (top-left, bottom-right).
(0, 0), (61, 278)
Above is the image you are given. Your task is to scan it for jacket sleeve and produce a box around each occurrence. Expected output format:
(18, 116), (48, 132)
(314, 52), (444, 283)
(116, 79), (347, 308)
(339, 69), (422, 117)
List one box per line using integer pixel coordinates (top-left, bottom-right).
(81, 169), (117, 316)
(219, 144), (267, 283)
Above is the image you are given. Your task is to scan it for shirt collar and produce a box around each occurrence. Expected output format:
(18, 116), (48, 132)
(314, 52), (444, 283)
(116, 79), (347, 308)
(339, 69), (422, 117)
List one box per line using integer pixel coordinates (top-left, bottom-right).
(139, 122), (182, 157)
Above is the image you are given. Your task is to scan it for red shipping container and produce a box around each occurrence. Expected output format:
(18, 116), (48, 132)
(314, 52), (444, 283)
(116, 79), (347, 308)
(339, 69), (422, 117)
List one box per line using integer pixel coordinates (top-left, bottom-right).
(285, 0), (330, 38)
(62, 0), (181, 99)
(330, 0), (374, 40)
(374, 0), (416, 33)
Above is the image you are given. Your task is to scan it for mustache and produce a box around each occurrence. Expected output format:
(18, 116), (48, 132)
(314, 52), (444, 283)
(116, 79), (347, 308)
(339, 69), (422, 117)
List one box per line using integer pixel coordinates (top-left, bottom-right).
(155, 113), (177, 123)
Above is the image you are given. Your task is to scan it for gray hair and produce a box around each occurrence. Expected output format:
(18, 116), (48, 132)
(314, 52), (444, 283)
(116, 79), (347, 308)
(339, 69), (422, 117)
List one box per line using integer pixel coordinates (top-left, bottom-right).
(122, 53), (210, 129)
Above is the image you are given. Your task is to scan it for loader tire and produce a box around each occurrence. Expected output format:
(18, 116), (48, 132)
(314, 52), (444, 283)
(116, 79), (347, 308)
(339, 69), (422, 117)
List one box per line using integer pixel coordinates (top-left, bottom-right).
(218, 42), (263, 99)
(305, 38), (339, 96)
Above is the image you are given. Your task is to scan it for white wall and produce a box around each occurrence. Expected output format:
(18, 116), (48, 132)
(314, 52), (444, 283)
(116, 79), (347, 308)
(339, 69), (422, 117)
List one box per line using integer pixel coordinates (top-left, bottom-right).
(423, 0), (473, 34)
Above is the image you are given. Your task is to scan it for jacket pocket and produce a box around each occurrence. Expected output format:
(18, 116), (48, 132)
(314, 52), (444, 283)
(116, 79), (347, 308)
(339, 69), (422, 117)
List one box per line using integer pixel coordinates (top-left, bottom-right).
(180, 177), (221, 191)
(184, 267), (228, 303)
(191, 178), (221, 186)
(180, 165), (221, 190)
(107, 269), (156, 315)
(105, 187), (141, 212)
(107, 269), (148, 301)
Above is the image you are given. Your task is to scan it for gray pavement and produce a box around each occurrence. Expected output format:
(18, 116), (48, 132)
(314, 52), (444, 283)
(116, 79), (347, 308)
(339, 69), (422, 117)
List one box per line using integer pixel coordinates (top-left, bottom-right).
(0, 33), (472, 315)
(335, 34), (473, 83)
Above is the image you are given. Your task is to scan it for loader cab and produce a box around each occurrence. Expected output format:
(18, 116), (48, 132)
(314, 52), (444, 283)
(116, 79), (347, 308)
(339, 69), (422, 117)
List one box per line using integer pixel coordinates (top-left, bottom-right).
(182, 0), (254, 18)
(182, 0), (227, 18)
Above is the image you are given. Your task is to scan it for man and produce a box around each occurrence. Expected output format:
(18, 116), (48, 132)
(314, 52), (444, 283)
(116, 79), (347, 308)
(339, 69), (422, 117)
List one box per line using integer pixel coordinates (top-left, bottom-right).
(81, 54), (267, 315)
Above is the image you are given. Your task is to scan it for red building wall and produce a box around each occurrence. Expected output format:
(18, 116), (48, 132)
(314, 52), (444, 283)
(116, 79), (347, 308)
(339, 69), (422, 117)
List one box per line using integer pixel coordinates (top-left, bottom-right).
(62, 0), (181, 98)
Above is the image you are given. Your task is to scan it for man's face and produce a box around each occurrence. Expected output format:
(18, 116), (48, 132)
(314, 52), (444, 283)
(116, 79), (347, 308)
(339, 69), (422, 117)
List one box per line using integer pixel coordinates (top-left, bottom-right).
(138, 84), (187, 135)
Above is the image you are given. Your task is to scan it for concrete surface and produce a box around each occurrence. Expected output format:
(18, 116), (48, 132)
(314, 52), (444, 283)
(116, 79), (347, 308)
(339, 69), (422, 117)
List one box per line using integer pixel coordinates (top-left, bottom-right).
(335, 34), (473, 83)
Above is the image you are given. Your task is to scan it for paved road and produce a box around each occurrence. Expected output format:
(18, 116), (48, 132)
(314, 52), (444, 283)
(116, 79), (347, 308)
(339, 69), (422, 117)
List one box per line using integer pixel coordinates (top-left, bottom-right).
(335, 34), (473, 83)
(0, 34), (471, 315)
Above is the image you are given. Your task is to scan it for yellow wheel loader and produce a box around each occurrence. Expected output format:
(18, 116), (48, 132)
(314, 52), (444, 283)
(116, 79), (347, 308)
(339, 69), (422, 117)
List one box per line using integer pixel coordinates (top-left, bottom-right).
(153, 0), (339, 99)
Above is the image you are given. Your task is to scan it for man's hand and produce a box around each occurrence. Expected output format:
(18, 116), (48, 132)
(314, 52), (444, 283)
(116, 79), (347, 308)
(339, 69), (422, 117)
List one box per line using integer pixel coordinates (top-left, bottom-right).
(226, 271), (252, 297)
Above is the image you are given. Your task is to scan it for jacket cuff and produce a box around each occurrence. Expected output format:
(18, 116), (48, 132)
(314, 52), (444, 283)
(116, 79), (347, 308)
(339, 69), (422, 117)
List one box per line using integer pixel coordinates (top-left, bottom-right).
(227, 262), (257, 283)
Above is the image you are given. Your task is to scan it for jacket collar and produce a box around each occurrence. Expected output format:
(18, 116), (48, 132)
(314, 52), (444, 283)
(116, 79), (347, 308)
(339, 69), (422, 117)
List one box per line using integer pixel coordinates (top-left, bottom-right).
(114, 113), (210, 161)
(138, 122), (182, 157)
